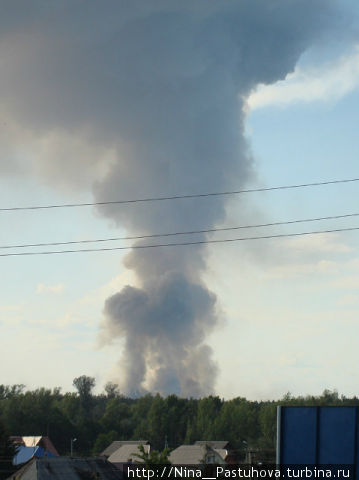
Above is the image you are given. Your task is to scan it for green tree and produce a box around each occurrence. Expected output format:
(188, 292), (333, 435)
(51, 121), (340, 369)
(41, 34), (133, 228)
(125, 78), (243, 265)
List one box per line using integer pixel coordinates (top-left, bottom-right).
(101, 398), (133, 437)
(196, 396), (223, 440)
(133, 444), (171, 466)
(93, 430), (118, 456)
(146, 394), (167, 450)
(132, 394), (154, 440)
(57, 392), (82, 424)
(0, 384), (25, 400)
(104, 382), (121, 399)
(73, 376), (96, 416)
(258, 403), (277, 449)
(164, 395), (188, 447)
(0, 420), (16, 480)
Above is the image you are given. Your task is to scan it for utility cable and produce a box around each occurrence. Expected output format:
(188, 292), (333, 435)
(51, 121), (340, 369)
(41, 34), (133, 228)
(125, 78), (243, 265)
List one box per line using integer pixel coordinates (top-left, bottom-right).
(1, 212), (359, 250)
(1, 225), (358, 257)
(1, 177), (359, 212)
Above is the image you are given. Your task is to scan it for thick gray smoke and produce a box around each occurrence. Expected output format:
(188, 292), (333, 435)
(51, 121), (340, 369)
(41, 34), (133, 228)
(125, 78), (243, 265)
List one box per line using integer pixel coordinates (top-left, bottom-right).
(0, 0), (338, 395)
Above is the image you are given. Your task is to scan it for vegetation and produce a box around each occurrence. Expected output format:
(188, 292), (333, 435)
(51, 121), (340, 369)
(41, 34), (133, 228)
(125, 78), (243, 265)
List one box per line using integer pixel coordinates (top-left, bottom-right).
(0, 379), (356, 460)
(132, 444), (171, 466)
(0, 419), (16, 479)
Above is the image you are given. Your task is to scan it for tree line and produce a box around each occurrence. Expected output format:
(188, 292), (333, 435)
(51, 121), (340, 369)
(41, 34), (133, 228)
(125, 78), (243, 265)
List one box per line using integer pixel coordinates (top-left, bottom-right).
(0, 377), (357, 461)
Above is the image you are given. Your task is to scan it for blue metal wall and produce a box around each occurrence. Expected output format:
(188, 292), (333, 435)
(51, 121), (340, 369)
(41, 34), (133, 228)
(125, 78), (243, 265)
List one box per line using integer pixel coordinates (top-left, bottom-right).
(277, 406), (359, 466)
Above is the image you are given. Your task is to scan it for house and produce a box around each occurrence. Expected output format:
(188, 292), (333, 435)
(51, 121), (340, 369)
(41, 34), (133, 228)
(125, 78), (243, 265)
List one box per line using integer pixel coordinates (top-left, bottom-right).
(194, 441), (233, 463)
(107, 444), (150, 464)
(194, 441), (230, 450)
(10, 437), (59, 466)
(13, 446), (58, 466)
(101, 441), (149, 459)
(169, 444), (226, 465)
(10, 437), (59, 457)
(6, 456), (123, 479)
(106, 442), (151, 472)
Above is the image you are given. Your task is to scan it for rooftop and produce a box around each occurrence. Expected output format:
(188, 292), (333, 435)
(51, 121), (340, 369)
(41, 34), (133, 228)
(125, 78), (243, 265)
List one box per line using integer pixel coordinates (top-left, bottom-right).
(6, 456), (123, 480)
(101, 441), (149, 458)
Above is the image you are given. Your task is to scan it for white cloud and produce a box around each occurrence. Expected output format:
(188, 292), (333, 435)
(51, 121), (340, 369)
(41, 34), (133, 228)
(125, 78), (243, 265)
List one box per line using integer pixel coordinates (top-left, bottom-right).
(247, 46), (359, 110)
(0, 304), (22, 312)
(262, 259), (338, 280)
(36, 283), (65, 294)
(336, 294), (359, 306)
(0, 304), (24, 326)
(330, 274), (359, 290)
(283, 233), (352, 255)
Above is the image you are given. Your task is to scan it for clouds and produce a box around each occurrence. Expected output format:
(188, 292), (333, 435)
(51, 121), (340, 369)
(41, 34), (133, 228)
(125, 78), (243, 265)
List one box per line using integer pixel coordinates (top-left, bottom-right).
(205, 240), (359, 399)
(248, 46), (359, 110)
(36, 283), (65, 294)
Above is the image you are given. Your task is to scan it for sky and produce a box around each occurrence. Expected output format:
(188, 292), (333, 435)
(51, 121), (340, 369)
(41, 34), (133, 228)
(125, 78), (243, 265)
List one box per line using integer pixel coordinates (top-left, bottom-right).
(0, 0), (359, 400)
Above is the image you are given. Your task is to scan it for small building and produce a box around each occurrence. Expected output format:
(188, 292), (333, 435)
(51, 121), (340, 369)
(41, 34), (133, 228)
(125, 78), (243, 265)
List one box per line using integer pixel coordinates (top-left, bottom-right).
(101, 440), (149, 459)
(10, 437), (59, 466)
(108, 444), (150, 464)
(13, 446), (58, 466)
(106, 442), (151, 473)
(169, 444), (226, 465)
(194, 441), (230, 450)
(194, 441), (231, 462)
(10, 437), (59, 457)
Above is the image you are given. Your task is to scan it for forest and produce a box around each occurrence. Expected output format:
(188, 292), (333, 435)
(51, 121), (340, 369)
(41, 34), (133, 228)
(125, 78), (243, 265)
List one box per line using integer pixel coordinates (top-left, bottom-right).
(0, 377), (357, 459)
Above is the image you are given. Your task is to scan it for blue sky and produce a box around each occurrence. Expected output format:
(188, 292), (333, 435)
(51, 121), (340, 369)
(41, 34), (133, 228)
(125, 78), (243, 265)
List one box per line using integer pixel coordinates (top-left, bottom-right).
(208, 41), (359, 398)
(0, 1), (358, 399)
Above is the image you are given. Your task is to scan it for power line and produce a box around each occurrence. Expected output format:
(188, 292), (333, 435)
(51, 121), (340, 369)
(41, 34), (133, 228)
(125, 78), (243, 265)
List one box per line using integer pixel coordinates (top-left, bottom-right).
(1, 225), (358, 257)
(1, 212), (359, 250)
(1, 177), (359, 212)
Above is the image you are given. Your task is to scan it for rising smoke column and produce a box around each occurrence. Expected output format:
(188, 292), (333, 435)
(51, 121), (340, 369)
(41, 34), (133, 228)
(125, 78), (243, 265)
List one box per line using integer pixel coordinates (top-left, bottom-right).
(0, 0), (336, 396)
(93, 1), (335, 396)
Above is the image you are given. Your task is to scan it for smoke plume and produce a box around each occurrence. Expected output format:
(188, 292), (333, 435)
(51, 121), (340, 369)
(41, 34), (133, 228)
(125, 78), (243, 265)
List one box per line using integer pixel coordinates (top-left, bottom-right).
(0, 0), (337, 395)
